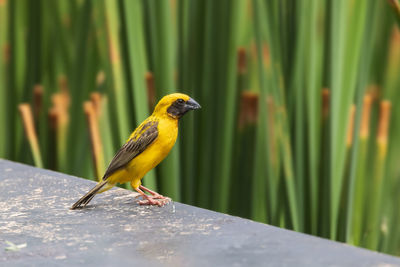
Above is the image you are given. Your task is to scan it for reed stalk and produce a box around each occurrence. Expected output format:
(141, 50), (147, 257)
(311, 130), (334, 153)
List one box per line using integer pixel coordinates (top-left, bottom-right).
(0, 0), (7, 158)
(104, 0), (130, 144)
(350, 94), (372, 245)
(84, 98), (105, 181)
(18, 104), (43, 168)
(365, 101), (391, 250)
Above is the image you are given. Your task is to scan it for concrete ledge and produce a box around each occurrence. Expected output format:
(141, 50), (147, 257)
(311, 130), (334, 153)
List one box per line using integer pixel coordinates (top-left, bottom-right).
(0, 159), (399, 266)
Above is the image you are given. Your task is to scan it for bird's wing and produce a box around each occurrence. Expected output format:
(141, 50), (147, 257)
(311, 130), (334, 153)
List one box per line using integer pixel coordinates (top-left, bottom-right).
(102, 120), (159, 180)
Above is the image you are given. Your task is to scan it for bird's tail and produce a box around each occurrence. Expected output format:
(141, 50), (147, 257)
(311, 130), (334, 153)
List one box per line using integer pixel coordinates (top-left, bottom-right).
(71, 180), (109, 210)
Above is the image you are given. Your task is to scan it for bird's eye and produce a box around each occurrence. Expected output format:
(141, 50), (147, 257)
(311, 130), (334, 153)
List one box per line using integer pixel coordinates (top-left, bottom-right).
(177, 98), (184, 104)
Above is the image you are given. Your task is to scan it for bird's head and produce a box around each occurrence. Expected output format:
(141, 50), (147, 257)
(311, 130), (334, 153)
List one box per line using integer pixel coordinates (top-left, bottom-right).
(153, 93), (201, 119)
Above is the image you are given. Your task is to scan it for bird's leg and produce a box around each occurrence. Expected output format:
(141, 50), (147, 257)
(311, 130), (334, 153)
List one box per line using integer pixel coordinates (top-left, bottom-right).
(134, 187), (170, 207)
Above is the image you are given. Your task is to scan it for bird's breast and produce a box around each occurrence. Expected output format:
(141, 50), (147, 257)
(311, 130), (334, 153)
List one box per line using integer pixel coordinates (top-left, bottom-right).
(155, 118), (179, 153)
(126, 118), (178, 179)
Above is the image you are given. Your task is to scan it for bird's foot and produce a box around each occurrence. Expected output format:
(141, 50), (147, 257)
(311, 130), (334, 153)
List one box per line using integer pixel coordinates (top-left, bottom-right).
(149, 193), (168, 200)
(138, 195), (171, 207)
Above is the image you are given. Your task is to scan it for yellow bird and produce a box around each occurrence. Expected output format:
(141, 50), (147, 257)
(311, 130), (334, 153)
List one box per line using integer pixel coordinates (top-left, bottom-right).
(71, 93), (200, 209)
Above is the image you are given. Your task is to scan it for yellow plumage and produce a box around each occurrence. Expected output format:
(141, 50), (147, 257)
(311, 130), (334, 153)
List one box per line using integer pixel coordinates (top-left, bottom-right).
(71, 93), (200, 209)
(107, 115), (178, 189)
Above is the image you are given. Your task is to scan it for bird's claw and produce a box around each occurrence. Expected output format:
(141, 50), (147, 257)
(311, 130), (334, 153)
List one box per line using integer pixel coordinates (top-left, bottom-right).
(150, 194), (167, 200)
(138, 195), (171, 207)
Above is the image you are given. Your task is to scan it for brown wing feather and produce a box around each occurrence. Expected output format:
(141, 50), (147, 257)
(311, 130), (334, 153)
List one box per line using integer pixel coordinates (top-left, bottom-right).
(102, 120), (159, 180)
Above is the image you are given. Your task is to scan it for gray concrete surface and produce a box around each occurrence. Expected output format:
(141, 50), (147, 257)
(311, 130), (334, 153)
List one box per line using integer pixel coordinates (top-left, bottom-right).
(0, 159), (399, 266)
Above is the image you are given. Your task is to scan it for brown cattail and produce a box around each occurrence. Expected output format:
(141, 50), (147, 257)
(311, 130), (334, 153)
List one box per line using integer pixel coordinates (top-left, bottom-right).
(237, 47), (247, 75)
(377, 101), (391, 146)
(51, 94), (62, 109)
(146, 72), (156, 109)
(51, 94), (68, 115)
(33, 84), (44, 119)
(90, 92), (102, 118)
(19, 103), (43, 167)
(84, 101), (104, 180)
(46, 76), (70, 151)
(50, 95), (69, 134)
(322, 88), (330, 119)
(19, 104), (38, 146)
(366, 84), (380, 103)
(48, 106), (65, 171)
(360, 94), (372, 138)
(56, 75), (71, 111)
(49, 76), (70, 163)
(48, 107), (58, 130)
(238, 91), (258, 130)
(346, 105), (356, 147)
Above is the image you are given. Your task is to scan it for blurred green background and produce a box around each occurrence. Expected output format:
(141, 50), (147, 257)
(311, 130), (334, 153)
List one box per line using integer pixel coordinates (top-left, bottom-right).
(1, 0), (400, 256)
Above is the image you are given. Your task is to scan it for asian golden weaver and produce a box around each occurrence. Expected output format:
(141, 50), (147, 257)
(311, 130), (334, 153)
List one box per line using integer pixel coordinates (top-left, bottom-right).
(71, 93), (200, 209)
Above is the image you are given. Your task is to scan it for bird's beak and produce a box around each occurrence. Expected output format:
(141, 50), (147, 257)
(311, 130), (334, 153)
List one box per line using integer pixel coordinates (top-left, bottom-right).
(185, 98), (201, 110)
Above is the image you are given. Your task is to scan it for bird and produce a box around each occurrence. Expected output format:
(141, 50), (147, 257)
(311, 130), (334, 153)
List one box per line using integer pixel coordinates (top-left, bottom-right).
(71, 93), (200, 209)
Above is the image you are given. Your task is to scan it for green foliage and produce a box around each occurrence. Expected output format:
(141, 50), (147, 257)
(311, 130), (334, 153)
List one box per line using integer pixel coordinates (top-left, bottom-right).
(1, 0), (400, 256)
